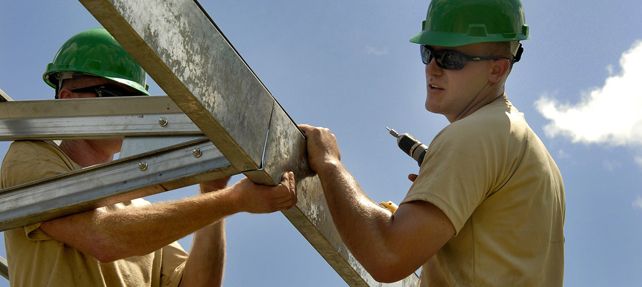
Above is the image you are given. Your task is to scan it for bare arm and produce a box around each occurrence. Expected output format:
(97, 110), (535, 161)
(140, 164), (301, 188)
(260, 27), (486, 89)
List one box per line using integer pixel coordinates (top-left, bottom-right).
(178, 178), (229, 287)
(40, 172), (297, 263)
(299, 124), (454, 282)
(179, 220), (225, 287)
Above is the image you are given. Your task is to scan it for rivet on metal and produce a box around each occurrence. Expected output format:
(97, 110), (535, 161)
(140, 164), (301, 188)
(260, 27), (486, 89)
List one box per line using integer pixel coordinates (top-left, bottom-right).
(138, 162), (148, 171)
(192, 148), (203, 158)
(158, 117), (169, 127)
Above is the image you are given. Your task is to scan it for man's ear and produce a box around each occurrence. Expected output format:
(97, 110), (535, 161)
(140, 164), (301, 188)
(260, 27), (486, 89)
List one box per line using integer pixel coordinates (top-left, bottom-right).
(57, 88), (74, 99)
(488, 59), (511, 85)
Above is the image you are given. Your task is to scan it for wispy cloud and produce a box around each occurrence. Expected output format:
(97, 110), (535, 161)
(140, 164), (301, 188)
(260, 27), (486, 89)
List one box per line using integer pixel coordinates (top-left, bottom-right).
(365, 45), (389, 56)
(535, 41), (642, 146)
(633, 196), (642, 210)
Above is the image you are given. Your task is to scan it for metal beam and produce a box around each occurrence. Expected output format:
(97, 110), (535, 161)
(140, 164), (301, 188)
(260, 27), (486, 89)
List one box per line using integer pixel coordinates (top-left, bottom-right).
(0, 97), (201, 140)
(0, 139), (237, 231)
(80, 0), (273, 177)
(0, 114), (199, 140)
(0, 88), (12, 102)
(0, 96), (182, 119)
(0, 256), (7, 280)
(79, 0), (419, 285)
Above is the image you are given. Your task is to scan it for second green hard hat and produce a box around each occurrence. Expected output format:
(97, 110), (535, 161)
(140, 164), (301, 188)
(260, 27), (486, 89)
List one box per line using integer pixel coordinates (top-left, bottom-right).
(410, 0), (529, 47)
(43, 28), (149, 95)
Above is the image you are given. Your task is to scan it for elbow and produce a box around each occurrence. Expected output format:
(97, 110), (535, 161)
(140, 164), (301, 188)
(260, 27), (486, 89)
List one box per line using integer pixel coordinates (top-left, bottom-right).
(87, 239), (125, 263)
(91, 243), (140, 263)
(364, 253), (415, 283)
(93, 251), (119, 263)
(369, 268), (410, 284)
(86, 235), (137, 263)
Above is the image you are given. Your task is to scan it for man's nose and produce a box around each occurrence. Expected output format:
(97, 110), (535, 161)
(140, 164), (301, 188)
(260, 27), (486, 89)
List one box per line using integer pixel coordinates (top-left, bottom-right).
(426, 58), (442, 77)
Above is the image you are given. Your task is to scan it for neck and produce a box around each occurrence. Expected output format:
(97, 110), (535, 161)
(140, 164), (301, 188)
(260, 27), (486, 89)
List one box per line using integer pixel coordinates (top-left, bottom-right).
(450, 84), (505, 123)
(59, 139), (114, 167)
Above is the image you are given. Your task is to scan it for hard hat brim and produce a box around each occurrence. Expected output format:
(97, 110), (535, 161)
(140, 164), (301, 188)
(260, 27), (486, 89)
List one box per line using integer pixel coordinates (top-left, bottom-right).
(410, 30), (528, 47)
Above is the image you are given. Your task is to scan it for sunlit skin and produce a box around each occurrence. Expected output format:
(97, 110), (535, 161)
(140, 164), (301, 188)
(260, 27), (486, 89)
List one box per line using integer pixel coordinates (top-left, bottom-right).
(425, 43), (512, 122)
(57, 77), (126, 165)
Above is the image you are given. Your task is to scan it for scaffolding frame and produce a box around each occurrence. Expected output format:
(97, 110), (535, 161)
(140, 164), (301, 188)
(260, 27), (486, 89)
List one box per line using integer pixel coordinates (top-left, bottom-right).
(0, 0), (419, 286)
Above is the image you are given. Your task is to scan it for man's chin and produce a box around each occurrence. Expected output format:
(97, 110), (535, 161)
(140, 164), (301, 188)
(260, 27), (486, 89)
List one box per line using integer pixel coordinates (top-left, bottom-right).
(425, 101), (438, 113)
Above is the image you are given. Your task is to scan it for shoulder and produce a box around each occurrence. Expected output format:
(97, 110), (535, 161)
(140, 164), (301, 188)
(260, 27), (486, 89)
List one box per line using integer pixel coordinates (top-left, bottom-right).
(6, 140), (68, 158)
(433, 99), (514, 151)
(5, 140), (72, 167)
(7, 140), (52, 153)
(2, 141), (75, 188)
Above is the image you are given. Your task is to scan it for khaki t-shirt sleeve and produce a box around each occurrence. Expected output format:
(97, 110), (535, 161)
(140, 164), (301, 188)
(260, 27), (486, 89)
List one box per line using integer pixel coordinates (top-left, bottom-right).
(1, 141), (76, 241)
(402, 125), (500, 234)
(160, 241), (188, 287)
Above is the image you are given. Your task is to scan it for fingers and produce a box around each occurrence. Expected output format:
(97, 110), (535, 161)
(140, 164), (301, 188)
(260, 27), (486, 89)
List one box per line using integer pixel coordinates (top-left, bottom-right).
(234, 171), (298, 213)
(276, 171), (297, 209)
(298, 124), (334, 139)
(298, 124), (313, 134)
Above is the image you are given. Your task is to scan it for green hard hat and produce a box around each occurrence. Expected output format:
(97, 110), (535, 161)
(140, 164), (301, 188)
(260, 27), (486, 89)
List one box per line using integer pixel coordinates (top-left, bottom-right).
(43, 28), (149, 95)
(410, 0), (529, 47)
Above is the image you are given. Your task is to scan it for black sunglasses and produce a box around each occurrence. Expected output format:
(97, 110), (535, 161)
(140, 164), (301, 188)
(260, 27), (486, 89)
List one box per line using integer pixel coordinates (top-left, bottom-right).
(70, 84), (142, 98)
(420, 45), (510, 70)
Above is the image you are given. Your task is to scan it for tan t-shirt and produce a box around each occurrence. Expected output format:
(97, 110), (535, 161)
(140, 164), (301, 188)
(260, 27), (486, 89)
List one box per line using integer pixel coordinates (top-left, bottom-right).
(1, 140), (188, 287)
(402, 96), (565, 287)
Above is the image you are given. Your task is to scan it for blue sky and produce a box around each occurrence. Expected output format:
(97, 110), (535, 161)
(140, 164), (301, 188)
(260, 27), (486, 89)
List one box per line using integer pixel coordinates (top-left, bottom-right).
(2, 1), (642, 286)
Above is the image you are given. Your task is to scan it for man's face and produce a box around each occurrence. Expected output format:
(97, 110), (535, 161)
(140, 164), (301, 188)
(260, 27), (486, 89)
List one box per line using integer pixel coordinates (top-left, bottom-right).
(424, 43), (500, 122)
(58, 76), (129, 155)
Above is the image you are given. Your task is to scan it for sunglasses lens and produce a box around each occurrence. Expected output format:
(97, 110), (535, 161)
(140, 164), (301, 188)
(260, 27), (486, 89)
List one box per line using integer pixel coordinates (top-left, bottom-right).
(95, 87), (121, 97)
(421, 46), (479, 70)
(440, 51), (466, 70)
(420, 45), (432, 65)
(71, 85), (140, 97)
(420, 46), (503, 70)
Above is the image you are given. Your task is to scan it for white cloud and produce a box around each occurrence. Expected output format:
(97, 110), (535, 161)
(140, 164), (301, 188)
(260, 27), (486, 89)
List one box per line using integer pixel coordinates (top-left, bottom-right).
(535, 40), (642, 146)
(365, 45), (388, 56)
(633, 196), (642, 210)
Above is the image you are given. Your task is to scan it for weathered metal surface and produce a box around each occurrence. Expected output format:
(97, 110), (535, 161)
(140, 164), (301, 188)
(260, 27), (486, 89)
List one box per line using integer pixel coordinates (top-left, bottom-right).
(0, 139), (237, 231)
(80, 0), (273, 174)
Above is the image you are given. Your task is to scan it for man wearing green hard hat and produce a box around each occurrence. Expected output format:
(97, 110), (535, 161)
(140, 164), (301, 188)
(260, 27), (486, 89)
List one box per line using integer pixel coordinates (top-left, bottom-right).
(2, 28), (297, 286)
(299, 0), (565, 286)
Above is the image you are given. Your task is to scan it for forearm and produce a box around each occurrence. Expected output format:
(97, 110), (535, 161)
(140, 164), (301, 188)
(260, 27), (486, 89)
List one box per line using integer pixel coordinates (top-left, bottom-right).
(179, 220), (225, 287)
(42, 188), (239, 262)
(316, 161), (398, 269)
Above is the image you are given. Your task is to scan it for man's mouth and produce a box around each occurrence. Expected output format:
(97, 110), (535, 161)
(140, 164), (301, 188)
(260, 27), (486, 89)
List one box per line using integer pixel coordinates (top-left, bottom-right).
(429, 83), (444, 90)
